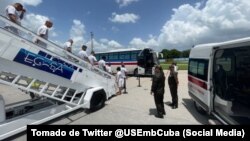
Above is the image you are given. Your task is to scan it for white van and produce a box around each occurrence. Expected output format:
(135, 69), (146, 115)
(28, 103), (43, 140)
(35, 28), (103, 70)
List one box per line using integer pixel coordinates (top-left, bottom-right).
(188, 37), (250, 124)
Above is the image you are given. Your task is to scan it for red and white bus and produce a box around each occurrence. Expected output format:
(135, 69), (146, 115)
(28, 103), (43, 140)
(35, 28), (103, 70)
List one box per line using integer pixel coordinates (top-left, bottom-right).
(95, 48), (160, 76)
(189, 37), (250, 124)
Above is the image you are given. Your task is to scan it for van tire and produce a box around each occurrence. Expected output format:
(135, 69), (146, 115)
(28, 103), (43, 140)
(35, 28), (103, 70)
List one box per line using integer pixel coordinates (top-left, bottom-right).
(89, 89), (106, 112)
(194, 101), (206, 115)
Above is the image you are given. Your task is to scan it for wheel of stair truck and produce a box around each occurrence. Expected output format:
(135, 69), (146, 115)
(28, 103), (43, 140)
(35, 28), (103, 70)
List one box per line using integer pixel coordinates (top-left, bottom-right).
(134, 68), (138, 76)
(89, 89), (107, 112)
(194, 101), (207, 115)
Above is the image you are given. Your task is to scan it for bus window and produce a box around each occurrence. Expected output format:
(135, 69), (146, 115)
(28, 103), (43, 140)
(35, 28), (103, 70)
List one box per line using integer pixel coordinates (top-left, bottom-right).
(125, 52), (130, 60)
(119, 52), (125, 60)
(109, 53), (114, 60)
(131, 51), (139, 61)
(100, 54), (108, 61)
(152, 52), (159, 65)
(113, 53), (118, 60)
(96, 54), (100, 60)
(120, 52), (130, 60)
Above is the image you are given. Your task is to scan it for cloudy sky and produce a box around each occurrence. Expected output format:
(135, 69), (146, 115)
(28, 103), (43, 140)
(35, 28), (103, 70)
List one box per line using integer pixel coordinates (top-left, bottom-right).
(1, 0), (250, 52)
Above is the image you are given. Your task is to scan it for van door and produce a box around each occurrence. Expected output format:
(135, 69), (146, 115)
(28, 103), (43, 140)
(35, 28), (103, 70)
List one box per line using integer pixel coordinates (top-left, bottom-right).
(213, 46), (250, 124)
(188, 58), (210, 111)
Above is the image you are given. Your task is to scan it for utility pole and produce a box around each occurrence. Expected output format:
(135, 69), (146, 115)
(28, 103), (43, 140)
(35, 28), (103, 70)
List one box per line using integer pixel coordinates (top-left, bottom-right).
(90, 32), (94, 52)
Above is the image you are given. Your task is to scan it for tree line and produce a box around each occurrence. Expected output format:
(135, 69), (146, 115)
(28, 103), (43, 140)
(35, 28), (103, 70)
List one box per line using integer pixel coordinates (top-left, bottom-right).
(160, 49), (190, 59)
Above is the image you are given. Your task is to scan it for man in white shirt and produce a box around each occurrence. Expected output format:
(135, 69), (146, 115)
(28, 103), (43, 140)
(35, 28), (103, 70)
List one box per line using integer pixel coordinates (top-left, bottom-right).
(62, 39), (74, 60)
(116, 67), (124, 95)
(106, 63), (112, 74)
(98, 56), (106, 71)
(121, 64), (128, 93)
(166, 62), (178, 77)
(5, 3), (26, 34)
(121, 64), (128, 79)
(35, 20), (53, 48)
(173, 62), (178, 73)
(63, 39), (73, 53)
(88, 51), (97, 66)
(78, 45), (89, 62)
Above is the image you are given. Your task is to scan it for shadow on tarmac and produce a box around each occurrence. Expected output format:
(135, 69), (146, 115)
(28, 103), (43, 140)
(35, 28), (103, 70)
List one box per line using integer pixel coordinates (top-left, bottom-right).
(149, 108), (158, 116)
(182, 98), (209, 125)
(164, 101), (172, 107)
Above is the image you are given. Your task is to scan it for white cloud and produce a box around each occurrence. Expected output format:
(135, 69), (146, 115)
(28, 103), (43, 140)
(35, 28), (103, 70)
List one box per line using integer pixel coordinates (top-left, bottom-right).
(68, 20), (118, 55)
(116, 0), (139, 7)
(129, 0), (250, 51)
(129, 38), (146, 48)
(109, 12), (140, 23)
(19, 0), (42, 6)
(70, 19), (86, 49)
(85, 39), (108, 53)
(21, 13), (57, 38)
(22, 13), (49, 32)
(100, 38), (109, 44)
(0, 0), (46, 35)
(111, 26), (119, 32)
(84, 38), (123, 53)
(51, 32), (58, 37)
(0, 0), (42, 15)
(0, 0), (49, 37)
(129, 37), (159, 49)
(86, 11), (91, 15)
(107, 40), (123, 48)
(1, 0), (42, 8)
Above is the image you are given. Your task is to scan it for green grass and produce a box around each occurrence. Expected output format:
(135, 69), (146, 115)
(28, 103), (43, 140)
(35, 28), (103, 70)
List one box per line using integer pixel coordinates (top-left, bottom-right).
(160, 61), (188, 64)
(160, 64), (188, 70)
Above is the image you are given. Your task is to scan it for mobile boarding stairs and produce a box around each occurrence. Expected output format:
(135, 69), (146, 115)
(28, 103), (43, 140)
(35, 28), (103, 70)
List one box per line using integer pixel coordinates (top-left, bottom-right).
(0, 15), (116, 140)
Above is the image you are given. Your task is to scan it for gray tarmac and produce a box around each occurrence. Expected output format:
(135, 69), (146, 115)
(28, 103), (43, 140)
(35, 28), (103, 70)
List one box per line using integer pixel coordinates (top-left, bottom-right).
(0, 70), (209, 140)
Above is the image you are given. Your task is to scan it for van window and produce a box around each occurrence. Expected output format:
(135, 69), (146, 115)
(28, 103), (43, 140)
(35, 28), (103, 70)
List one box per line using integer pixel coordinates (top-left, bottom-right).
(216, 58), (231, 72)
(198, 63), (205, 76)
(189, 60), (198, 75)
(188, 59), (209, 81)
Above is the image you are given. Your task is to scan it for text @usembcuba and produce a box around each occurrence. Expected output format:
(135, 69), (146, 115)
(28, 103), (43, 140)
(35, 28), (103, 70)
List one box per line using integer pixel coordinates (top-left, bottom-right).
(30, 128), (245, 138)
